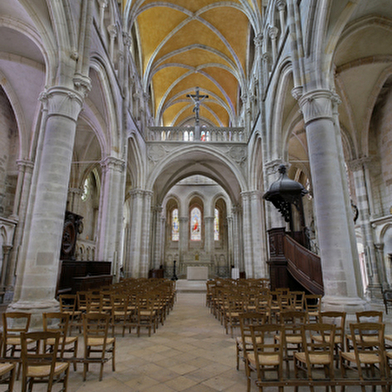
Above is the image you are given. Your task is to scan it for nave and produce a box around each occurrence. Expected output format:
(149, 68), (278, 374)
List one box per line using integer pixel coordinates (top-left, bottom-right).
(3, 290), (391, 392)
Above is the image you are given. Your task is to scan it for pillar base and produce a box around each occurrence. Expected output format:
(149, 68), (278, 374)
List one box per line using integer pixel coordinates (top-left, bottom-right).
(365, 283), (384, 303)
(8, 299), (60, 330)
(322, 295), (370, 330)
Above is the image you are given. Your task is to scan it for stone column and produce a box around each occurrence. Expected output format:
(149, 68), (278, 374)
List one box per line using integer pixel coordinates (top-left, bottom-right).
(153, 205), (163, 269)
(231, 205), (243, 271)
(140, 190), (153, 277)
(204, 216), (214, 257)
(6, 160), (34, 292)
(349, 158), (385, 300)
(179, 217), (189, 263)
(128, 189), (144, 277)
(254, 34), (264, 100)
(11, 87), (84, 318)
(241, 191), (254, 278)
(98, 0), (108, 34)
(67, 187), (82, 213)
(276, 0), (287, 37)
(96, 157), (125, 264)
(269, 27), (279, 64)
(227, 216), (234, 268)
(0, 245), (11, 291)
(250, 190), (268, 278)
(261, 52), (271, 89)
(299, 89), (366, 312)
(374, 243), (388, 289)
(264, 159), (286, 230)
(107, 24), (117, 63)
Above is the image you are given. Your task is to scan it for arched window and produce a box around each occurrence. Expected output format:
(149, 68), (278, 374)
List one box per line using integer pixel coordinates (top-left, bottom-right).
(81, 178), (89, 201)
(214, 208), (220, 241)
(190, 207), (201, 241)
(172, 208), (179, 241)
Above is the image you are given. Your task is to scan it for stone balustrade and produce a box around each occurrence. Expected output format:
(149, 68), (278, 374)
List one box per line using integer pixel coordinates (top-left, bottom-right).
(147, 127), (245, 143)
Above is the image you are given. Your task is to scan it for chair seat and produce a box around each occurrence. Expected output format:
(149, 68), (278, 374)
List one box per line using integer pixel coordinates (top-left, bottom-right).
(46, 336), (78, 346)
(346, 334), (379, 344)
(312, 334), (342, 344)
(26, 362), (69, 378)
(295, 351), (332, 365)
(87, 337), (115, 346)
(249, 354), (280, 367)
(385, 334), (392, 342)
(341, 351), (381, 364)
(0, 363), (15, 376)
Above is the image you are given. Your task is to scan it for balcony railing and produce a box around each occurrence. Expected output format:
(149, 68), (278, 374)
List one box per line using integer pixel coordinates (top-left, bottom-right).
(147, 127), (245, 143)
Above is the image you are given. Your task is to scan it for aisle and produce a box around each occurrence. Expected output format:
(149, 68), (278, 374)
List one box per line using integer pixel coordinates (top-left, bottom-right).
(67, 292), (251, 392)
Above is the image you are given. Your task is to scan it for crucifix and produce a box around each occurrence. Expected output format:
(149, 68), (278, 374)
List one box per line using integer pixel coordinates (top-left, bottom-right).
(187, 87), (208, 125)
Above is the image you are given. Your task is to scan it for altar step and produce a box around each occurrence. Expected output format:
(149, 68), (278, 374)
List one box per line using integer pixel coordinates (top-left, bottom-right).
(175, 279), (207, 293)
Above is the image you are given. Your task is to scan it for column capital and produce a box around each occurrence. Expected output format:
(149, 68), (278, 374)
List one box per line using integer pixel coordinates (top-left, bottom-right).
(68, 187), (83, 196)
(204, 216), (214, 222)
(232, 204), (242, 214)
(276, 0), (286, 11)
(347, 157), (373, 172)
(39, 87), (84, 121)
(264, 159), (286, 176)
(374, 243), (384, 251)
(179, 217), (188, 223)
(261, 52), (271, 62)
(123, 32), (132, 48)
(268, 26), (279, 40)
(101, 156), (125, 173)
(299, 89), (341, 126)
(16, 159), (34, 173)
(107, 24), (118, 38)
(128, 188), (145, 198)
(254, 33), (263, 47)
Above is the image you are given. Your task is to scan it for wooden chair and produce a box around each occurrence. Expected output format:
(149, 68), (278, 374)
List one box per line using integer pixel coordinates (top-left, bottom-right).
(291, 291), (305, 311)
(0, 332), (16, 392)
(275, 310), (307, 378)
(315, 311), (346, 367)
(110, 294), (130, 337)
(86, 292), (103, 313)
(132, 295), (158, 337)
(82, 313), (115, 381)
(236, 312), (266, 380)
(248, 324), (285, 392)
(59, 294), (81, 335)
(304, 294), (322, 323)
(294, 323), (336, 392)
(42, 312), (78, 371)
(340, 322), (387, 392)
(2, 312), (31, 378)
(76, 291), (88, 313)
(224, 294), (245, 337)
(346, 311), (383, 352)
(20, 331), (69, 392)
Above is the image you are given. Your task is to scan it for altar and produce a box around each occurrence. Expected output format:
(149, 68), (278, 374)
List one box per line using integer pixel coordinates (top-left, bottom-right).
(187, 266), (209, 280)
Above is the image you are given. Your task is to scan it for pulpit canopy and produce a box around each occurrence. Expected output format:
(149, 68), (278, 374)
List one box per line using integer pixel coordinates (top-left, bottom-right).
(263, 165), (307, 223)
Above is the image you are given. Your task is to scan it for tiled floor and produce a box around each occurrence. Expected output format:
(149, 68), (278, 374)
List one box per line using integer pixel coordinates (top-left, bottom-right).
(4, 290), (391, 391)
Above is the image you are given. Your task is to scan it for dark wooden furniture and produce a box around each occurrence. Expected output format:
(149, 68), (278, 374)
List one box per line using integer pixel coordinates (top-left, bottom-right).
(267, 227), (324, 295)
(56, 260), (112, 296)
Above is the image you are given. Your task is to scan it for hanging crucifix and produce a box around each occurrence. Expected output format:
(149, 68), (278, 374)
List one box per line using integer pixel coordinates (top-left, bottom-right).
(187, 87), (208, 125)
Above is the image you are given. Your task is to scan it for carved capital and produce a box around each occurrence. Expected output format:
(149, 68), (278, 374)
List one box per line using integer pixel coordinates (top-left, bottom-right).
(101, 156), (125, 173)
(123, 32), (132, 48)
(347, 157), (373, 172)
(299, 89), (340, 125)
(73, 73), (92, 97)
(276, 0), (286, 11)
(107, 24), (118, 38)
(268, 26), (279, 40)
(254, 33), (264, 47)
(16, 159), (34, 173)
(264, 159), (285, 176)
(39, 87), (84, 122)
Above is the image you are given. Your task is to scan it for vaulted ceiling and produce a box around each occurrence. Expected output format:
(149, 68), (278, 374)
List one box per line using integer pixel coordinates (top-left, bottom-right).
(125, 0), (262, 127)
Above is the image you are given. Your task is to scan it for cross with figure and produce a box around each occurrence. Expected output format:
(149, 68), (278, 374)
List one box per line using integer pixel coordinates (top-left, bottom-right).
(187, 87), (208, 125)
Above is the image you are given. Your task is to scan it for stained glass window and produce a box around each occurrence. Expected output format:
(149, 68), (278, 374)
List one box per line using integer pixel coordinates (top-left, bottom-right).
(214, 208), (219, 241)
(172, 209), (179, 241)
(190, 207), (201, 241)
(81, 178), (89, 201)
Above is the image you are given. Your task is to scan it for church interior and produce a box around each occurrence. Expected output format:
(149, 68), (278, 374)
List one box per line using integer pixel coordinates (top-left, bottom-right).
(1, 0), (392, 389)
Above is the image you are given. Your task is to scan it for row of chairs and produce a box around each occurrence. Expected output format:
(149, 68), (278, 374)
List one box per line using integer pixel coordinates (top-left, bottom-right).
(237, 310), (392, 392)
(206, 280), (322, 337)
(59, 278), (177, 337)
(1, 311), (115, 391)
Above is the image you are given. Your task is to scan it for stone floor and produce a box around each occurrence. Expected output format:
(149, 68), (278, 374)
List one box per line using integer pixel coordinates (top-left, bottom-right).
(3, 286), (391, 391)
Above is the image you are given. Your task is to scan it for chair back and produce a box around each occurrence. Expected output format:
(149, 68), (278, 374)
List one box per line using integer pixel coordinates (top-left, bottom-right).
(59, 295), (77, 315)
(42, 313), (70, 357)
(21, 331), (61, 389)
(355, 310), (383, 323)
(301, 323), (336, 371)
(249, 324), (284, 380)
(349, 322), (386, 377)
(3, 312), (31, 338)
(318, 311), (346, 343)
(83, 313), (110, 343)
